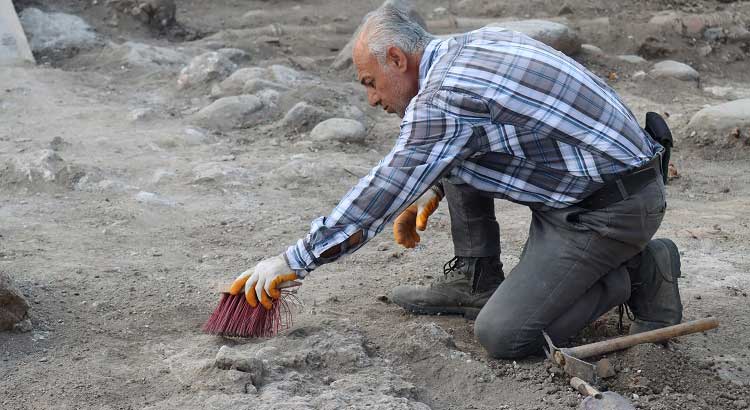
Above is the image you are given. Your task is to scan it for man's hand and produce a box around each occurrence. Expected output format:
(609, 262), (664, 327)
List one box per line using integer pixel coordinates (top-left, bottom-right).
(228, 254), (298, 310)
(393, 187), (442, 248)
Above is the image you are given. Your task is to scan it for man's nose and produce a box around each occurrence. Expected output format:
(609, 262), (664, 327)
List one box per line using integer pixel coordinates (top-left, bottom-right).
(367, 89), (381, 107)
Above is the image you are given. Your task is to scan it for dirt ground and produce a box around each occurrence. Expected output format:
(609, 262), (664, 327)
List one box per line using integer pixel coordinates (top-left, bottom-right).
(1, 0), (750, 409)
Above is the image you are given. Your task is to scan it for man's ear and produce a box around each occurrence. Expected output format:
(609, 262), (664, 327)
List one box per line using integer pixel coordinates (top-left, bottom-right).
(386, 46), (408, 73)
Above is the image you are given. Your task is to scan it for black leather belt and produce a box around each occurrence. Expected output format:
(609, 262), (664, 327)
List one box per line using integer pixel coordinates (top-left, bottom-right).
(578, 155), (662, 210)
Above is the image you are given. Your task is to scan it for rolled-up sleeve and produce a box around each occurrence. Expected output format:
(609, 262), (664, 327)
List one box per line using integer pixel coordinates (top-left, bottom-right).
(285, 90), (487, 276)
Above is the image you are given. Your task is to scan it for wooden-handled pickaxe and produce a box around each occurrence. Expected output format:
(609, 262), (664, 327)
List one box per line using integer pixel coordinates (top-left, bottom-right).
(543, 317), (719, 383)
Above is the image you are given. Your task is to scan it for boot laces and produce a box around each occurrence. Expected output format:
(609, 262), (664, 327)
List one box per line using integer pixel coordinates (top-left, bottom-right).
(617, 303), (635, 333)
(442, 256), (465, 276)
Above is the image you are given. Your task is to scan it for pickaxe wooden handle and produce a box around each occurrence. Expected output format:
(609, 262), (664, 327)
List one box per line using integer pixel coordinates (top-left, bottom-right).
(565, 317), (719, 359)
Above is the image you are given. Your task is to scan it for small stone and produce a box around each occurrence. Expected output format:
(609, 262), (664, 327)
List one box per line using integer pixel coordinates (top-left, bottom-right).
(596, 358), (617, 379)
(580, 44), (605, 57)
(129, 107), (156, 122)
(632, 70), (647, 80)
(618, 55), (647, 64)
(38, 357), (48, 362)
(735, 399), (748, 409)
(134, 191), (175, 207)
(376, 294), (389, 303)
(177, 52), (237, 90)
(310, 118), (366, 144)
(698, 45), (713, 57)
(703, 28), (726, 43)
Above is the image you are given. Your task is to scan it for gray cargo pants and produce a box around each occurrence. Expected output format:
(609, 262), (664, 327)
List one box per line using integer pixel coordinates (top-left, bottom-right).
(445, 170), (666, 359)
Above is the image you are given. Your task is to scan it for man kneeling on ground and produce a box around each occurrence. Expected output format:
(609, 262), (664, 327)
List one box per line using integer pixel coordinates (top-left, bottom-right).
(227, 5), (683, 359)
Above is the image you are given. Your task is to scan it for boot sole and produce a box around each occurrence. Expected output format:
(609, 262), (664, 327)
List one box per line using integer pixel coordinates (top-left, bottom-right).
(397, 301), (482, 320)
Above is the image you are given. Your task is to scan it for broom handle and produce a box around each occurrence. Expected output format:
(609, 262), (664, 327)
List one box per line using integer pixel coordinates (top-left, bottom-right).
(222, 280), (302, 293)
(565, 317), (719, 359)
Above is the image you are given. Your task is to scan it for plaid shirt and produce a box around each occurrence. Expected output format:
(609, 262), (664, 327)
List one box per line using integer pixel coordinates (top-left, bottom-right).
(285, 27), (659, 275)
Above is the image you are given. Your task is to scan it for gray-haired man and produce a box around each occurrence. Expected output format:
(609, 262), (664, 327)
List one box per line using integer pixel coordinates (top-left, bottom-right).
(228, 5), (683, 359)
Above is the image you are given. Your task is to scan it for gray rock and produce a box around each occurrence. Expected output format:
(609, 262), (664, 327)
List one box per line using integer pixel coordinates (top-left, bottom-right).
(267, 64), (305, 83)
(192, 162), (254, 185)
(0, 271), (30, 331)
(703, 85), (750, 100)
(215, 345), (265, 385)
(213, 67), (267, 97)
(489, 20), (581, 55)
(704, 27), (726, 43)
(192, 95), (265, 131)
(310, 118), (366, 144)
(687, 99), (750, 144)
(177, 52), (237, 90)
(649, 60), (699, 81)
(216, 48), (249, 64)
(580, 44), (604, 57)
(618, 55), (647, 64)
(182, 127), (211, 145)
(129, 107), (157, 122)
(102, 41), (189, 69)
(19, 8), (99, 54)
(338, 105), (366, 123)
(241, 79), (289, 95)
(6, 150), (87, 188)
(210, 66), (302, 98)
(281, 102), (331, 132)
(332, 0), (427, 70)
(134, 191), (175, 207)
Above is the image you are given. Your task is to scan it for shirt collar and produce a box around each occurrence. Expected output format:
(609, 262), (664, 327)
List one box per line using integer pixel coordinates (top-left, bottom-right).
(418, 38), (441, 89)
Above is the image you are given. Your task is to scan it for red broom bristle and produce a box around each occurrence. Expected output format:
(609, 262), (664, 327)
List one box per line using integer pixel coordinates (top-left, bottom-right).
(203, 290), (299, 338)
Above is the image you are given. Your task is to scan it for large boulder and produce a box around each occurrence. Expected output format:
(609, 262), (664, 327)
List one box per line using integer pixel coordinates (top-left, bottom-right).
(687, 99), (750, 146)
(177, 51), (237, 90)
(19, 8), (99, 56)
(0, 271), (30, 331)
(649, 60), (699, 81)
(191, 95), (265, 131)
(488, 20), (581, 55)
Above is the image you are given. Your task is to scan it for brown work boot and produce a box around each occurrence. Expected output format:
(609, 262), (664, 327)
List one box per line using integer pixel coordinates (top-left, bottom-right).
(389, 255), (504, 319)
(625, 238), (683, 335)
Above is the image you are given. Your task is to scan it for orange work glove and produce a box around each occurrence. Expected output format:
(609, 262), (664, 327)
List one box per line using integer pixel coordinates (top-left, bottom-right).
(393, 186), (442, 248)
(228, 254), (299, 310)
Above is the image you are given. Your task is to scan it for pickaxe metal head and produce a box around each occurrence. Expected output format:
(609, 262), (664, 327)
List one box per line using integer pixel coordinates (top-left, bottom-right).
(543, 331), (599, 384)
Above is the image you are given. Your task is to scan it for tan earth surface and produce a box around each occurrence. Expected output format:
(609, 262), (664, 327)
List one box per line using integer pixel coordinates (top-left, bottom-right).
(1, 0), (750, 409)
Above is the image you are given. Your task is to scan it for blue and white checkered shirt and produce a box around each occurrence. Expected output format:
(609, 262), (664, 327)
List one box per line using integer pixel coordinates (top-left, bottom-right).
(285, 27), (659, 275)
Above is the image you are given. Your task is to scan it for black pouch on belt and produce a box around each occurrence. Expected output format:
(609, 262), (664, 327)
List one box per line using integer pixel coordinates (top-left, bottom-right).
(644, 112), (673, 185)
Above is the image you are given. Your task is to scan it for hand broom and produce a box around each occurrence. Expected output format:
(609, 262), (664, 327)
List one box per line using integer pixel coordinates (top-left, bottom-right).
(203, 281), (301, 338)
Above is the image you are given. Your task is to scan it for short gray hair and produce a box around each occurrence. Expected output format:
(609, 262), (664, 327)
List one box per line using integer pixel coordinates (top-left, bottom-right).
(358, 4), (434, 64)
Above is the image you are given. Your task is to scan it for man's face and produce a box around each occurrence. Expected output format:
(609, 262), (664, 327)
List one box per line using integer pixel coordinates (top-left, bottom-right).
(353, 40), (419, 118)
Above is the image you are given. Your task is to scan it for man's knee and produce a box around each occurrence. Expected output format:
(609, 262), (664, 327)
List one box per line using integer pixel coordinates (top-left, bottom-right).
(474, 311), (536, 359)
